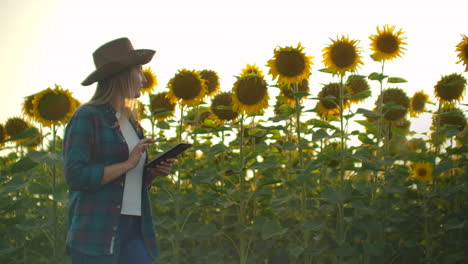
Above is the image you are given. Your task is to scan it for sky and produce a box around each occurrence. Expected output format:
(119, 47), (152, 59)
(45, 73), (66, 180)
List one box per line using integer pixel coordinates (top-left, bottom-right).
(1, 0), (467, 137)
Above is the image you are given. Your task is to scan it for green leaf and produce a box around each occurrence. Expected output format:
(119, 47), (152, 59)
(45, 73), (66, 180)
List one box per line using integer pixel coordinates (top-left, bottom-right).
(191, 167), (217, 184)
(312, 129), (330, 141)
(156, 121), (170, 130)
(347, 74), (367, 81)
(4, 127), (40, 142)
(306, 119), (336, 130)
(443, 218), (465, 231)
(207, 143), (228, 156)
(281, 141), (297, 151)
(356, 108), (378, 118)
(445, 79), (467, 86)
(348, 90), (371, 101)
(248, 128), (267, 137)
(0, 173), (37, 196)
(368, 72), (388, 82)
(292, 91), (310, 99)
(387, 77), (408, 83)
(261, 219), (288, 240)
(4, 157), (38, 174)
(318, 68), (334, 74)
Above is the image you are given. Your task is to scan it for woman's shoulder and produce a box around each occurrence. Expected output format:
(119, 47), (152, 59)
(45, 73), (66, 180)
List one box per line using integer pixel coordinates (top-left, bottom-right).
(72, 104), (107, 118)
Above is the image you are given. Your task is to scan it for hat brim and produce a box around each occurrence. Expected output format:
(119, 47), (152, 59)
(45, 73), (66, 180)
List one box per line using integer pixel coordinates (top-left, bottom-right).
(81, 49), (155, 86)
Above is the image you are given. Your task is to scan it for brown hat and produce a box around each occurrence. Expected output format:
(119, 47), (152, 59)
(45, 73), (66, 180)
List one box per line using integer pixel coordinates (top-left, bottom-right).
(81, 37), (156, 86)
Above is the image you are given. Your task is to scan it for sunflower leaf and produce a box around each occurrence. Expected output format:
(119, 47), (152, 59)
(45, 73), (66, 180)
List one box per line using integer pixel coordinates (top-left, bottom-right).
(4, 127), (40, 142)
(368, 72), (388, 82)
(356, 108), (378, 118)
(348, 90), (371, 101)
(156, 121), (170, 130)
(292, 92), (310, 99)
(387, 77), (408, 83)
(306, 119), (336, 130)
(445, 79), (467, 86)
(347, 75), (367, 81)
(318, 68), (334, 74)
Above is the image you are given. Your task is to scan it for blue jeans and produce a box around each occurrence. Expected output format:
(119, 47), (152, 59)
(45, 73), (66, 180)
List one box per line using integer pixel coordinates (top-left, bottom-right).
(71, 215), (155, 264)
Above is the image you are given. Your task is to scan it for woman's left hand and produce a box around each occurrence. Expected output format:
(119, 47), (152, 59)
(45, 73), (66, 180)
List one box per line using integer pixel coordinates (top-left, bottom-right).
(146, 159), (175, 185)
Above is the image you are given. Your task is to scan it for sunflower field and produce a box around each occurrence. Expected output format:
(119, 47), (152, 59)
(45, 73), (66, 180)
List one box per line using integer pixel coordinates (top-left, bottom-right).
(1, 26), (467, 264)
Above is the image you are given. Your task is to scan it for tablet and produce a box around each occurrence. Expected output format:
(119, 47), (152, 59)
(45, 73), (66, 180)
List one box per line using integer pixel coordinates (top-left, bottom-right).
(145, 143), (192, 168)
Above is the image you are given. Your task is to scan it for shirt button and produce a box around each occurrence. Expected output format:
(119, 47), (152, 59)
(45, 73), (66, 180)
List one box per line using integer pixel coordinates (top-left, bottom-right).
(116, 204), (121, 209)
(113, 226), (118, 231)
(120, 181), (124, 187)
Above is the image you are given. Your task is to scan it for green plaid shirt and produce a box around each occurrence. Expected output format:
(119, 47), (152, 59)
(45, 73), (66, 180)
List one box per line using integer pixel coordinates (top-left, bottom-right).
(62, 103), (159, 258)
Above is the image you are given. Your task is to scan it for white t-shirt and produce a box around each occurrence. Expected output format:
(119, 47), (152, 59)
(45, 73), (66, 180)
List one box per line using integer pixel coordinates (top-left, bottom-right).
(116, 112), (145, 216)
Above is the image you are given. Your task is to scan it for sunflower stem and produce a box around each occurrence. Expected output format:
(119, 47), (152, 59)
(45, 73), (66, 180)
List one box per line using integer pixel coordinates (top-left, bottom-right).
(51, 123), (57, 257)
(238, 114), (249, 263)
(293, 83), (304, 169)
(338, 74), (346, 264)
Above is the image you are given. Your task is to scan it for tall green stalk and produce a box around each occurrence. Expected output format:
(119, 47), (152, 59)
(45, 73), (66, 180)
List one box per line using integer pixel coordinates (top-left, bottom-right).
(51, 123), (57, 257)
(337, 75), (346, 264)
(293, 83), (303, 169)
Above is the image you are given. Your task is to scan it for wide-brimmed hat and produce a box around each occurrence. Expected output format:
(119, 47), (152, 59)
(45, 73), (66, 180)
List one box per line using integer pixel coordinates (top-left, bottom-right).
(81, 37), (155, 86)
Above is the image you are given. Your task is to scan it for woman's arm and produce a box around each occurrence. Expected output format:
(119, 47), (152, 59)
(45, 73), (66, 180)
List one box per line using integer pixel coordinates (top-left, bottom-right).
(101, 138), (155, 185)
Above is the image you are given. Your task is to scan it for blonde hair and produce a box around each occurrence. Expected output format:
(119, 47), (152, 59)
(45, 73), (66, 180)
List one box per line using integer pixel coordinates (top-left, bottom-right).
(82, 67), (140, 123)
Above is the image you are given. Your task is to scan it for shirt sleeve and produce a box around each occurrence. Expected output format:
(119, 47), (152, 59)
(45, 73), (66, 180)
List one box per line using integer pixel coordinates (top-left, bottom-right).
(63, 106), (104, 192)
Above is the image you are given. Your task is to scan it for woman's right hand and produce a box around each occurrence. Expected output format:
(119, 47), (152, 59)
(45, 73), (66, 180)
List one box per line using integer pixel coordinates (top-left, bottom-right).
(127, 138), (156, 169)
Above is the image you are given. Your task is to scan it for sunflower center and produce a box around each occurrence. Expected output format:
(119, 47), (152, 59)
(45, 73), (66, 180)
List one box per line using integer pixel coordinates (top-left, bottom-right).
(276, 51), (305, 77)
(38, 93), (71, 121)
(417, 168), (427, 177)
(173, 74), (202, 100)
(435, 73), (466, 102)
(412, 94), (426, 111)
(376, 34), (399, 54)
(236, 76), (267, 105)
(331, 42), (356, 68)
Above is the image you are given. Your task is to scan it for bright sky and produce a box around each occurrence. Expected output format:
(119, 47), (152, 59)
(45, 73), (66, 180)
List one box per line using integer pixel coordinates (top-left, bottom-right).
(1, 0), (467, 136)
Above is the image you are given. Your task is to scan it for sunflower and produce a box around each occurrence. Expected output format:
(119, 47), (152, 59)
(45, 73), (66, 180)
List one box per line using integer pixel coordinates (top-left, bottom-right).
(22, 126), (42, 149)
(141, 67), (157, 94)
(167, 69), (207, 106)
(279, 79), (309, 106)
(456, 34), (468, 72)
(149, 92), (176, 121)
(273, 96), (292, 117)
(267, 42), (313, 85)
(322, 35), (363, 76)
(433, 103), (466, 132)
(184, 107), (214, 129)
(410, 162), (433, 183)
(32, 84), (78, 127)
(315, 83), (350, 119)
(199, 69), (220, 97)
(210, 92), (238, 122)
(410, 91), (430, 117)
(434, 73), (466, 103)
(240, 64), (264, 77)
(376, 88), (410, 121)
(22, 93), (37, 121)
(345, 75), (371, 103)
(369, 24), (407, 61)
(5, 117), (29, 143)
(232, 73), (269, 115)
(137, 100), (147, 118)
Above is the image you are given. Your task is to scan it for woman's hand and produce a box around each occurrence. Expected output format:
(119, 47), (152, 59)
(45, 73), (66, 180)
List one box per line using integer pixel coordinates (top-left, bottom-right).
(127, 138), (156, 169)
(146, 159), (175, 185)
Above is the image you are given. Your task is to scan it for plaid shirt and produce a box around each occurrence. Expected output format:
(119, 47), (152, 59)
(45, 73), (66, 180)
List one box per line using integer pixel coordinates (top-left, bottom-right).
(62, 103), (159, 258)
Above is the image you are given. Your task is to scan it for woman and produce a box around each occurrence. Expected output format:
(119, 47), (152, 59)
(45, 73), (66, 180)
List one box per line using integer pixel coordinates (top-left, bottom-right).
(63, 37), (173, 264)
